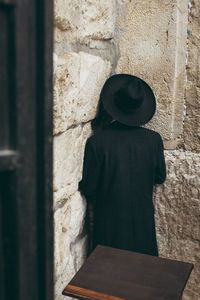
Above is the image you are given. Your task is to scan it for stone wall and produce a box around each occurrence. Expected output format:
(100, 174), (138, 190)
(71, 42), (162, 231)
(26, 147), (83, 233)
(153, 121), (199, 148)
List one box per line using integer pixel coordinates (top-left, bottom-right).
(115, 1), (200, 299)
(155, 1), (200, 299)
(53, 1), (114, 299)
(53, 0), (200, 299)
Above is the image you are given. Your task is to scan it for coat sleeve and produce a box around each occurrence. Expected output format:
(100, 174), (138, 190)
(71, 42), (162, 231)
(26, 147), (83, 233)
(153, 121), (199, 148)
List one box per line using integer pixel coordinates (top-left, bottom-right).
(79, 139), (100, 202)
(154, 135), (166, 184)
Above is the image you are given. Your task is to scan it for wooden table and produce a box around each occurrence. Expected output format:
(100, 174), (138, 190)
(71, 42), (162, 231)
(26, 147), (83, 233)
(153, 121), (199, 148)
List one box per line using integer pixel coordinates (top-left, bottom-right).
(62, 245), (193, 300)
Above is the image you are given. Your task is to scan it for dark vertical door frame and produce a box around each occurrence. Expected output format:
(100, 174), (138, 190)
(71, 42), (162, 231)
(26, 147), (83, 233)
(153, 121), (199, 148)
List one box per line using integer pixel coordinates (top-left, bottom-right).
(0, 1), (54, 300)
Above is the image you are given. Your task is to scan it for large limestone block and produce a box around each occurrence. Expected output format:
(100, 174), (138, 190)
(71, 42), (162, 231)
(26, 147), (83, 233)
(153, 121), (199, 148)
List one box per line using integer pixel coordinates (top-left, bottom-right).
(53, 123), (92, 205)
(54, 0), (115, 42)
(115, 0), (188, 143)
(54, 0), (79, 56)
(154, 150), (200, 298)
(79, 0), (116, 44)
(184, 0), (200, 152)
(54, 0), (79, 31)
(54, 191), (87, 300)
(54, 234), (87, 300)
(54, 192), (87, 277)
(53, 52), (111, 135)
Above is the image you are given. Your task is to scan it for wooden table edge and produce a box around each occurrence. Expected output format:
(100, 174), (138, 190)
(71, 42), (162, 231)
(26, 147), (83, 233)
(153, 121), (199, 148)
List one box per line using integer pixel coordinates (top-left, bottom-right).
(62, 284), (125, 300)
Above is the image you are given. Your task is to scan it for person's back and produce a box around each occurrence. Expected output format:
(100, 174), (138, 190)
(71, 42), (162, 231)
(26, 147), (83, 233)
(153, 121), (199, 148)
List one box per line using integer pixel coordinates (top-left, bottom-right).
(79, 74), (166, 256)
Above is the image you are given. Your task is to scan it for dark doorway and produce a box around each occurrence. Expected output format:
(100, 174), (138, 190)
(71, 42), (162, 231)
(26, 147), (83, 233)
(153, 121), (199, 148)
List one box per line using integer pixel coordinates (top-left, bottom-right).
(0, 1), (54, 300)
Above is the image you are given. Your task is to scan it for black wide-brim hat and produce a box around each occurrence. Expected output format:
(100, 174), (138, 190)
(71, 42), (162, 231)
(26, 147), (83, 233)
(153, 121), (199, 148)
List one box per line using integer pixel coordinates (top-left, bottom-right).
(100, 74), (156, 126)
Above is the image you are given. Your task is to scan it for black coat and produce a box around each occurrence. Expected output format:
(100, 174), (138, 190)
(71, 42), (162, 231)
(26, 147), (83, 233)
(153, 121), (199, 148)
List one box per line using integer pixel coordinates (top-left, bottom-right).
(79, 121), (166, 256)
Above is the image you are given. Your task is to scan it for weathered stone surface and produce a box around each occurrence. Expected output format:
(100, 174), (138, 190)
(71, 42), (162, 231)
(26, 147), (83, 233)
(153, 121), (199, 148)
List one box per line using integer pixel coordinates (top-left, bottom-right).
(54, 0), (116, 58)
(54, 0), (115, 41)
(115, 0), (188, 143)
(53, 52), (111, 135)
(155, 150), (200, 298)
(54, 3), (113, 298)
(184, 0), (200, 152)
(53, 123), (92, 205)
(54, 192), (87, 300)
(54, 230), (87, 300)
(53, 1), (200, 300)
(54, 192), (86, 278)
(54, 0), (79, 32)
(79, 0), (116, 44)
(54, 0), (79, 57)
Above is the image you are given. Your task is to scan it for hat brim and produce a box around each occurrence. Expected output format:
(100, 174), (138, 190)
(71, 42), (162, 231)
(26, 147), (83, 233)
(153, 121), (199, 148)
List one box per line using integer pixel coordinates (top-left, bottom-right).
(101, 74), (156, 126)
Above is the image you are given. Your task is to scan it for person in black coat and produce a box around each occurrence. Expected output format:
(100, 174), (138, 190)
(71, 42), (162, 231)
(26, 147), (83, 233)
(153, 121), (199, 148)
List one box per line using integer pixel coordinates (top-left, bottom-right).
(79, 74), (166, 256)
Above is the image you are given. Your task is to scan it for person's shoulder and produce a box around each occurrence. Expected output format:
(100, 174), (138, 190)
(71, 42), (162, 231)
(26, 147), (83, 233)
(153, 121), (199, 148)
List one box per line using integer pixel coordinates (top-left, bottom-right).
(141, 127), (163, 142)
(86, 129), (104, 146)
(85, 134), (95, 148)
(86, 128), (112, 152)
(141, 127), (159, 136)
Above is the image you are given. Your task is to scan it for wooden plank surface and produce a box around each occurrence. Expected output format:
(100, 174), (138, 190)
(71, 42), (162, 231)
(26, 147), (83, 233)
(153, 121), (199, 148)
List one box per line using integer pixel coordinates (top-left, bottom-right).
(63, 245), (193, 300)
(64, 284), (124, 300)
